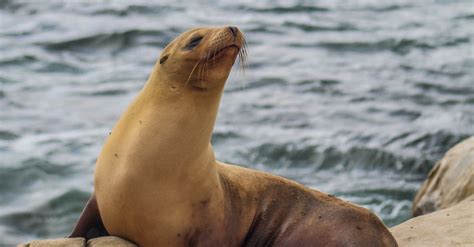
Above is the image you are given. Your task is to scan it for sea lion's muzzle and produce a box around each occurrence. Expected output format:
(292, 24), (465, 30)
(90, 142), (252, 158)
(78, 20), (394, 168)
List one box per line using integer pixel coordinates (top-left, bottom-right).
(228, 26), (238, 38)
(204, 27), (244, 62)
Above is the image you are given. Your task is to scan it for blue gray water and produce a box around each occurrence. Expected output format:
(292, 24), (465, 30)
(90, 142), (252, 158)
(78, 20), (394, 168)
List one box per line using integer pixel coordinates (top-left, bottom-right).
(1, 0), (473, 245)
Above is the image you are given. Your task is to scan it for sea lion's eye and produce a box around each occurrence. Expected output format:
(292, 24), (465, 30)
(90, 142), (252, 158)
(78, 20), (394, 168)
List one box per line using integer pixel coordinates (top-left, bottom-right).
(160, 55), (169, 64)
(184, 36), (203, 50)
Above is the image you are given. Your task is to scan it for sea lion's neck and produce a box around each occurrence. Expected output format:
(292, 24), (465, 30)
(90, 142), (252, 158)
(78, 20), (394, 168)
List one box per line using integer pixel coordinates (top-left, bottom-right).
(107, 71), (224, 180)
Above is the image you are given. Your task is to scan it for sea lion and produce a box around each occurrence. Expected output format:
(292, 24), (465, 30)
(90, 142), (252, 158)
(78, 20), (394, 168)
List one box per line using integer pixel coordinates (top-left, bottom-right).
(69, 26), (397, 246)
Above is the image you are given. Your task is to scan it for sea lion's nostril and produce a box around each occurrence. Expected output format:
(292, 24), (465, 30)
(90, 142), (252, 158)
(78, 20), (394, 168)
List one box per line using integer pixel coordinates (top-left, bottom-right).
(228, 26), (238, 37)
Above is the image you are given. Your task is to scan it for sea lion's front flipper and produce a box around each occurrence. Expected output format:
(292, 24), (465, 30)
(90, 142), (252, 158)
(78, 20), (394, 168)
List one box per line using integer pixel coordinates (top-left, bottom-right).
(68, 192), (108, 239)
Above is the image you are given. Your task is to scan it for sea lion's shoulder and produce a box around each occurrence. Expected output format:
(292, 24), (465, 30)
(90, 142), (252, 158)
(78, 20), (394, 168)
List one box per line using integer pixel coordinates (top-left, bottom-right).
(217, 162), (326, 198)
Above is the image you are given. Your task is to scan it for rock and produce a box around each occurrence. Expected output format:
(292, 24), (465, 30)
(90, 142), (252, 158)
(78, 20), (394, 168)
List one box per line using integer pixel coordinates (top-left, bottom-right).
(391, 199), (474, 247)
(19, 236), (137, 247)
(25, 238), (85, 247)
(87, 236), (137, 247)
(412, 136), (474, 216)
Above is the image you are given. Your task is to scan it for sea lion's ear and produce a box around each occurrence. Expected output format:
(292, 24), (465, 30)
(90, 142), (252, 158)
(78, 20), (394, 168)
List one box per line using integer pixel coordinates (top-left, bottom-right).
(160, 54), (169, 64)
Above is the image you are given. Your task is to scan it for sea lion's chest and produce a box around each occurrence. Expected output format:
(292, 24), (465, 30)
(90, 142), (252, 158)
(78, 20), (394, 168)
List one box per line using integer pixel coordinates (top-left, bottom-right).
(95, 158), (197, 245)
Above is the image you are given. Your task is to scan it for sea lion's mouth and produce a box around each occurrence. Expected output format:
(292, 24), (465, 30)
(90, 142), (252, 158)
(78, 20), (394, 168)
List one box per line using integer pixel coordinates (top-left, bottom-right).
(184, 32), (247, 86)
(205, 44), (241, 62)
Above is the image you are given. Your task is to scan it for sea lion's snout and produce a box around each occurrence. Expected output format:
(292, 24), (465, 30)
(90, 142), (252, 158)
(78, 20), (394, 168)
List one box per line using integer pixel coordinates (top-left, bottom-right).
(204, 26), (245, 62)
(154, 26), (247, 90)
(228, 26), (238, 37)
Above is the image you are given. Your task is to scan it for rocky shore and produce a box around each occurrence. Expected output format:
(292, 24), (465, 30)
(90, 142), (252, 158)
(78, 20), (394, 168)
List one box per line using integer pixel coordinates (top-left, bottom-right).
(412, 136), (473, 216)
(391, 199), (473, 247)
(19, 137), (474, 247)
(390, 136), (474, 246)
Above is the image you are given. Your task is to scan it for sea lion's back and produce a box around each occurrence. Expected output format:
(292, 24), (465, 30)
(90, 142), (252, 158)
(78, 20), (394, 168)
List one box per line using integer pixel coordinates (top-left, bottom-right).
(218, 163), (398, 246)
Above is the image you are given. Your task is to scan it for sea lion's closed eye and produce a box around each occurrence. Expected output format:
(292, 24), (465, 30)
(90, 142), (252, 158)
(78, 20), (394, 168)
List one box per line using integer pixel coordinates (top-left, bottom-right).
(184, 36), (203, 50)
(160, 55), (169, 64)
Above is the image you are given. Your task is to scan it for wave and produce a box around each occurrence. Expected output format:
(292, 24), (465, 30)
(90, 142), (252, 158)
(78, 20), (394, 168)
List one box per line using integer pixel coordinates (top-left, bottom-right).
(225, 77), (287, 92)
(236, 5), (329, 13)
(88, 4), (184, 16)
(0, 130), (19, 140)
(38, 29), (173, 53)
(289, 37), (470, 54)
(283, 21), (356, 32)
(35, 62), (83, 74)
(453, 14), (474, 20)
(439, 97), (474, 106)
(414, 81), (474, 96)
(339, 188), (416, 202)
(0, 75), (17, 84)
(401, 131), (471, 157)
(363, 4), (414, 12)
(0, 55), (83, 75)
(319, 39), (433, 54)
(77, 88), (129, 97)
(211, 131), (242, 144)
(0, 189), (89, 238)
(295, 79), (343, 95)
(0, 158), (75, 203)
(0, 0), (24, 12)
(236, 139), (455, 174)
(0, 55), (37, 66)
(399, 64), (467, 78)
(388, 109), (421, 121)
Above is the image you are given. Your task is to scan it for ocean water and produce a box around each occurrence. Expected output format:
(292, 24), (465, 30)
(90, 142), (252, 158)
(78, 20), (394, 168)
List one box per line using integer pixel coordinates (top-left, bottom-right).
(0, 0), (473, 245)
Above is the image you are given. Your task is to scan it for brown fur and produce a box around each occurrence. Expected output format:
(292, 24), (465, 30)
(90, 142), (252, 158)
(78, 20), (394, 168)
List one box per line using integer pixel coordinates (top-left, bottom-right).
(72, 26), (397, 246)
(216, 164), (397, 246)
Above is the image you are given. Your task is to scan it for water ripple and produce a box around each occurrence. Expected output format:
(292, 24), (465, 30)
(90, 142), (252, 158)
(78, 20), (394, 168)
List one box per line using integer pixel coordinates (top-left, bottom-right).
(238, 142), (434, 174)
(38, 29), (172, 53)
(283, 21), (356, 32)
(236, 5), (329, 13)
(0, 189), (89, 238)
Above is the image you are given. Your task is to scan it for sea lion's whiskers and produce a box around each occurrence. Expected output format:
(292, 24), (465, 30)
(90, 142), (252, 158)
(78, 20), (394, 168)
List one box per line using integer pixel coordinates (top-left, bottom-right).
(239, 44), (247, 72)
(240, 34), (248, 67)
(205, 59), (209, 81)
(200, 59), (207, 87)
(205, 47), (212, 80)
(242, 34), (248, 65)
(196, 49), (208, 84)
(237, 34), (248, 88)
(200, 52), (208, 83)
(186, 60), (201, 87)
(197, 61), (204, 84)
(211, 39), (220, 63)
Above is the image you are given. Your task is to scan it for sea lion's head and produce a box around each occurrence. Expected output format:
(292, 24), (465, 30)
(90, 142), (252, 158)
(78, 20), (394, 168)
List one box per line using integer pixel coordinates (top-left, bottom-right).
(154, 26), (247, 91)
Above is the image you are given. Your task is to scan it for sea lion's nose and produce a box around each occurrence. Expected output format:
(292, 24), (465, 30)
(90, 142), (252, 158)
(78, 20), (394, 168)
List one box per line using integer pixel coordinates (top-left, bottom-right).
(228, 26), (238, 37)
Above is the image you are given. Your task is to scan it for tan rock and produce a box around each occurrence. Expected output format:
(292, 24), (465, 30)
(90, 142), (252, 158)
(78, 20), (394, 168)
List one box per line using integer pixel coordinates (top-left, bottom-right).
(87, 236), (137, 247)
(26, 238), (85, 247)
(391, 199), (474, 247)
(413, 136), (474, 216)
